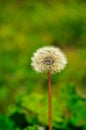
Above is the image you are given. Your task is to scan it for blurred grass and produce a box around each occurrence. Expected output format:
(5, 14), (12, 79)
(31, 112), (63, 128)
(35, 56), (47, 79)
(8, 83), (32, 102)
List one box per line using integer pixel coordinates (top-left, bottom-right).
(0, 0), (86, 130)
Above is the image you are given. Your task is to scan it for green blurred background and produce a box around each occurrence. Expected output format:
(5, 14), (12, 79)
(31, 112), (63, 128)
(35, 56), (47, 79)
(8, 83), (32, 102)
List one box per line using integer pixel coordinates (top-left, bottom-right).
(0, 0), (86, 130)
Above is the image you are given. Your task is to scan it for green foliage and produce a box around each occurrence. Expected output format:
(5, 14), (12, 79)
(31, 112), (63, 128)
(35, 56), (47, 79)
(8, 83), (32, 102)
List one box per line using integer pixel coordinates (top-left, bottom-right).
(17, 89), (86, 129)
(0, 115), (15, 130)
(24, 125), (37, 130)
(0, 1), (86, 48)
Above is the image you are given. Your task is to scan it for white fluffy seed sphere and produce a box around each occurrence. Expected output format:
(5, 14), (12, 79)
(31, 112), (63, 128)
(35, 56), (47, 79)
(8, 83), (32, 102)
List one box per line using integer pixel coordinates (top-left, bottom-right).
(31, 46), (67, 74)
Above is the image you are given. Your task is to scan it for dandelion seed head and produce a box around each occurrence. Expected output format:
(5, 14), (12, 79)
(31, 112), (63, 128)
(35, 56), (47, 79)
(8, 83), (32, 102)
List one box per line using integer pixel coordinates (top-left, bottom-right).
(31, 46), (67, 74)
(43, 56), (54, 65)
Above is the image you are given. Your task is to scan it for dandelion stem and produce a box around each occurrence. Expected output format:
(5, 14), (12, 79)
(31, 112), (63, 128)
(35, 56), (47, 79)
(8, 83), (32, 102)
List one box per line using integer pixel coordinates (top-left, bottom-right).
(48, 71), (52, 130)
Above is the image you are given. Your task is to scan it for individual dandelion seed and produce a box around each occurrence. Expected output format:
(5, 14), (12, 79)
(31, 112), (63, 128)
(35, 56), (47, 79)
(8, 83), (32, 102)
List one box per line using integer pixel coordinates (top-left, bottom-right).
(31, 46), (67, 130)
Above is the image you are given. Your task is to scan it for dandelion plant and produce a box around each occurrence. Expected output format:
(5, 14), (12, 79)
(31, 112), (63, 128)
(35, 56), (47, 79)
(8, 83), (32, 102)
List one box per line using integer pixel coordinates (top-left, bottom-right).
(31, 46), (67, 130)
